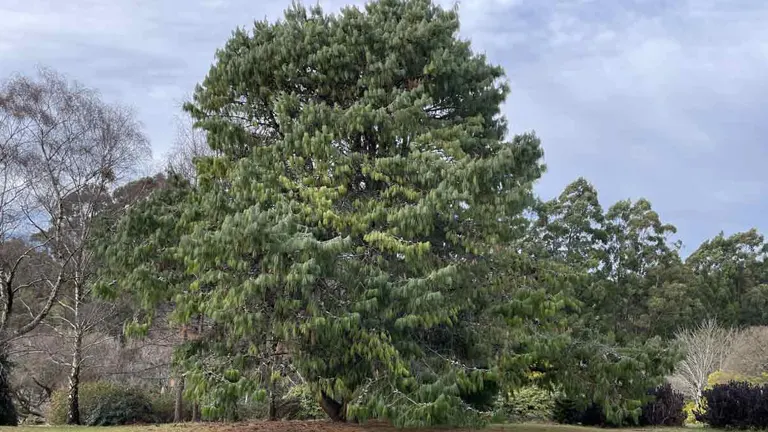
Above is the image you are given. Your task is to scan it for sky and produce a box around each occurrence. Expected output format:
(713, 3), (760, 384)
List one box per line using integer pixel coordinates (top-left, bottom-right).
(1, 0), (766, 255)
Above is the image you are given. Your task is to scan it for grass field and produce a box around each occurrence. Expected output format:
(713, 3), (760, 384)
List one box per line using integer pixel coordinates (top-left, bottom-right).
(0, 423), (695, 432)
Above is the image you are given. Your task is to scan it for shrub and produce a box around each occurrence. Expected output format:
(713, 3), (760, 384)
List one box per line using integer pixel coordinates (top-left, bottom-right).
(280, 384), (324, 420)
(49, 381), (114, 424)
(695, 381), (768, 429)
(148, 393), (192, 423)
(47, 392), (65, 424)
(86, 387), (153, 426)
(495, 385), (555, 423)
(554, 386), (683, 428)
(683, 400), (699, 425)
(639, 383), (685, 426)
(236, 397), (268, 421)
(147, 393), (175, 423)
(460, 376), (500, 412)
(552, 396), (582, 425)
(553, 396), (606, 426)
(708, 370), (768, 386)
(47, 381), (155, 425)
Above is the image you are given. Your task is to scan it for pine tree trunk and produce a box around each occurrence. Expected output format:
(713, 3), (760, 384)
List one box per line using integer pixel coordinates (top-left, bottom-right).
(192, 402), (201, 422)
(174, 326), (188, 423)
(319, 391), (346, 422)
(268, 390), (277, 421)
(191, 316), (203, 422)
(265, 339), (278, 421)
(173, 373), (185, 422)
(66, 333), (83, 425)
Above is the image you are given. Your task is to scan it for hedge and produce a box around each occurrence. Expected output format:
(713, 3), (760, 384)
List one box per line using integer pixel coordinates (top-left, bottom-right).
(696, 381), (768, 429)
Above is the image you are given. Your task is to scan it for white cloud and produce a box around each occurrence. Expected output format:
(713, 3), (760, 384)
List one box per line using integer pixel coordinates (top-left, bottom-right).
(0, 0), (765, 250)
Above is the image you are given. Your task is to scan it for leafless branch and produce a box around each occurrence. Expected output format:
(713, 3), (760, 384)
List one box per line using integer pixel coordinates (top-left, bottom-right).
(163, 111), (214, 184)
(670, 318), (742, 405)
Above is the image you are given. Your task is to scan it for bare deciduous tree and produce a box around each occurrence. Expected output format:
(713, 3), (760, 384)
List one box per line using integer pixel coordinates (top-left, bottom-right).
(0, 109), (27, 243)
(0, 67), (150, 424)
(9, 305), (184, 422)
(671, 319), (742, 407)
(164, 113), (213, 184)
(723, 326), (768, 377)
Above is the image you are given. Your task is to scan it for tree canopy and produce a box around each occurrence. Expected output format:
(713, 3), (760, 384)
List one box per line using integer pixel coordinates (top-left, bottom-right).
(86, 0), (768, 428)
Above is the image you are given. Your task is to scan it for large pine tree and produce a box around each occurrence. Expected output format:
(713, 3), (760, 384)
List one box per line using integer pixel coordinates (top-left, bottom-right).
(176, 0), (546, 426)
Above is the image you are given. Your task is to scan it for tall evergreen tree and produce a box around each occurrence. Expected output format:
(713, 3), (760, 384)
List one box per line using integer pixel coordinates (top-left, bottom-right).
(171, 0), (547, 426)
(686, 229), (768, 327)
(599, 198), (684, 341)
(533, 178), (607, 267)
(527, 181), (680, 424)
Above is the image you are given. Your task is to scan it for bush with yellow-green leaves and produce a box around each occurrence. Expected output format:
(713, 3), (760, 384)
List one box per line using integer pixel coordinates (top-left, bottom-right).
(494, 385), (556, 423)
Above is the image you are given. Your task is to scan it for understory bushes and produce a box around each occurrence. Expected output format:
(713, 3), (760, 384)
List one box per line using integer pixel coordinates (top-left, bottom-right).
(195, 384), (325, 422)
(688, 372), (768, 428)
(494, 385), (555, 423)
(553, 384), (685, 427)
(695, 381), (768, 429)
(639, 383), (686, 426)
(48, 381), (324, 425)
(553, 397), (608, 426)
(280, 384), (325, 420)
(708, 370), (768, 386)
(48, 381), (154, 425)
(84, 388), (153, 426)
(149, 393), (193, 423)
(48, 381), (194, 425)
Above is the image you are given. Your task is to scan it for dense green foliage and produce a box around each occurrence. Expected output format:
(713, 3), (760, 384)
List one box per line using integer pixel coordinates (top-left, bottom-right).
(85, 390), (153, 426)
(552, 384), (685, 427)
(93, 0), (768, 428)
(103, 0), (555, 427)
(494, 385), (555, 423)
(553, 398), (606, 427)
(281, 384), (326, 420)
(523, 180), (681, 423)
(687, 230), (768, 327)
